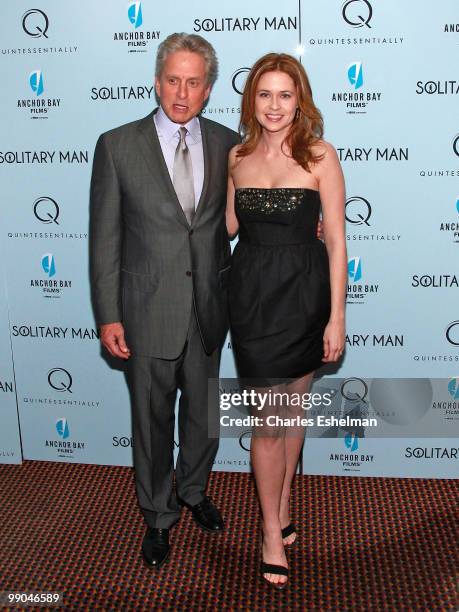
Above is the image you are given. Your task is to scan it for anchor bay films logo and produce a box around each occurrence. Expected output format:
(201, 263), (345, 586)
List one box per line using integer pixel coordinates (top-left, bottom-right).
(45, 418), (86, 459)
(345, 195), (402, 242)
(17, 69), (62, 119)
(113, 1), (161, 53)
(328, 436), (375, 473)
(307, 0), (405, 47)
(29, 253), (72, 298)
(430, 378), (459, 422)
(347, 256), (379, 305)
(331, 61), (382, 114)
(438, 198), (459, 244)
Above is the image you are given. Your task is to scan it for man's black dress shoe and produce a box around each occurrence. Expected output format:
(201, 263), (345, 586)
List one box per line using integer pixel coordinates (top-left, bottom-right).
(181, 496), (224, 533)
(142, 527), (170, 569)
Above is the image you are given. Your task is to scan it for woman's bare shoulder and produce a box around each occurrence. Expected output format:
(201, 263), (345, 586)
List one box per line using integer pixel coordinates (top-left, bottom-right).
(311, 139), (338, 161)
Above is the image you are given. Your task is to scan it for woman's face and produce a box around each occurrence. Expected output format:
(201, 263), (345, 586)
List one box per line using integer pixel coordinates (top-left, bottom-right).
(254, 70), (298, 134)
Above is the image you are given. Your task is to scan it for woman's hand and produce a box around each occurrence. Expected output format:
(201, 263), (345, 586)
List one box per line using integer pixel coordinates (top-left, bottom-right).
(322, 319), (345, 362)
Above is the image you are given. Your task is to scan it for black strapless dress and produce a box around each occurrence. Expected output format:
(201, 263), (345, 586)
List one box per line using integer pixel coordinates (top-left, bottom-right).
(228, 188), (331, 380)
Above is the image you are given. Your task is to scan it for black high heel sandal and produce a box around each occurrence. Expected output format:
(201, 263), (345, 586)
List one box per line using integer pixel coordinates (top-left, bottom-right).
(260, 561), (289, 590)
(281, 523), (297, 547)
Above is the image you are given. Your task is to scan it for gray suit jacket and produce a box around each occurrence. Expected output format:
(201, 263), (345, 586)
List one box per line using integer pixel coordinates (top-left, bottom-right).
(89, 109), (240, 359)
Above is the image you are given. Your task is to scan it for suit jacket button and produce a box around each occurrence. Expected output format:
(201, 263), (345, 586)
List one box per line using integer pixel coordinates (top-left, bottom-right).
(189, 229), (194, 235)
(186, 271), (192, 277)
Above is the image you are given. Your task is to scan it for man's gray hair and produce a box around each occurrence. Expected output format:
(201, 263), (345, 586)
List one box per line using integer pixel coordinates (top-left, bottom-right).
(155, 32), (218, 86)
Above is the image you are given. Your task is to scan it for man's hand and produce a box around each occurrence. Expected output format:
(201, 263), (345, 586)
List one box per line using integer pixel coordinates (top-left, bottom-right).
(100, 322), (131, 359)
(316, 219), (324, 241)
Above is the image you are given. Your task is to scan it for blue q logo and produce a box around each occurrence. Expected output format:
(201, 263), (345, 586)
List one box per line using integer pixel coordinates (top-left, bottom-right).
(128, 1), (143, 28)
(344, 432), (359, 452)
(41, 253), (56, 278)
(447, 378), (459, 400)
(56, 418), (70, 439)
(456, 198), (459, 214)
(348, 62), (363, 90)
(348, 257), (362, 282)
(29, 70), (44, 96)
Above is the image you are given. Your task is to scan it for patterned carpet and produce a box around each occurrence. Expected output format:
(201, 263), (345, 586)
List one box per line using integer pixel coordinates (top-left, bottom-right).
(0, 461), (457, 611)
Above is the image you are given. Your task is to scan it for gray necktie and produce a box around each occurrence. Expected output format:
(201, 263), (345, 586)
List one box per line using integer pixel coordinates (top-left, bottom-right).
(173, 127), (195, 225)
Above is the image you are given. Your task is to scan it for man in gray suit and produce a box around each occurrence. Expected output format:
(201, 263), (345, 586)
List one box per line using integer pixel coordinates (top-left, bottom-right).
(90, 33), (239, 568)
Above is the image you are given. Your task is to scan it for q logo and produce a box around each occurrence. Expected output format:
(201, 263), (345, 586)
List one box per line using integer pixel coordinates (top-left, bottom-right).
(48, 368), (73, 393)
(342, 0), (373, 28)
(231, 67), (251, 95)
(445, 321), (459, 346)
(340, 377), (368, 403)
(239, 430), (252, 452)
(22, 9), (49, 38)
(452, 134), (459, 158)
(345, 196), (372, 226)
(33, 197), (60, 225)
(29, 70), (44, 96)
(128, 1), (143, 28)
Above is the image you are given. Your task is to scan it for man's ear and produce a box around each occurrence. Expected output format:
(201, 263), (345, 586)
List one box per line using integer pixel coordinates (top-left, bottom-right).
(155, 77), (161, 99)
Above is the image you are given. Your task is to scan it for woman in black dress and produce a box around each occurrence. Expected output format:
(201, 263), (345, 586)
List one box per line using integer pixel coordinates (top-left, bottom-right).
(226, 53), (347, 589)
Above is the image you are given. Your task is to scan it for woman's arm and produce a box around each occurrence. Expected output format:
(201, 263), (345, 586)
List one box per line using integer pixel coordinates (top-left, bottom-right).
(226, 146), (239, 238)
(315, 141), (347, 363)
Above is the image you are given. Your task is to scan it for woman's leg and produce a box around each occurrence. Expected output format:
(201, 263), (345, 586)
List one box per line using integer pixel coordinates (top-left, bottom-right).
(250, 383), (288, 586)
(279, 373), (314, 545)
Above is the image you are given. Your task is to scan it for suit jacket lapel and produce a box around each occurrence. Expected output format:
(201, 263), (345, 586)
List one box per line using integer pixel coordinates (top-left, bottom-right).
(136, 109), (190, 229)
(192, 116), (217, 227)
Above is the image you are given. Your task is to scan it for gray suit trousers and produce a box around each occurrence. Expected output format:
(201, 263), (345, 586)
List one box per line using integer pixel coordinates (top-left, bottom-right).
(125, 306), (220, 528)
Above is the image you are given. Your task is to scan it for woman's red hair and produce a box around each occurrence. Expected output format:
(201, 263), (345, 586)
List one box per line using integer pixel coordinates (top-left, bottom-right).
(238, 53), (324, 171)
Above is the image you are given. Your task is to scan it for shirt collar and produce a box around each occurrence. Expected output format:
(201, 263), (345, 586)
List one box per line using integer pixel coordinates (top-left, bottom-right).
(155, 106), (201, 144)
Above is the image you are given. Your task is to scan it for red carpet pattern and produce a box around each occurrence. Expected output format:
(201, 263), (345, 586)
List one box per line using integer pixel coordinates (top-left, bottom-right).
(0, 461), (457, 611)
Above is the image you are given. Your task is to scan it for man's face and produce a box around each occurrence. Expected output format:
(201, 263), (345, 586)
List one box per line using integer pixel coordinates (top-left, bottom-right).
(155, 50), (211, 124)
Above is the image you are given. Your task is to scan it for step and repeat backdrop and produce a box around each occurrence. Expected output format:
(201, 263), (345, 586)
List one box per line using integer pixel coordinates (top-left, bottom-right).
(0, 1), (457, 476)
